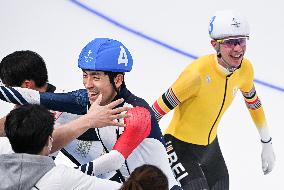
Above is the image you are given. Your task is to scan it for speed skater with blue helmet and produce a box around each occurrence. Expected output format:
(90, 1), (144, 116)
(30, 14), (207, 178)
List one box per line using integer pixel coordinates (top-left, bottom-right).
(0, 38), (182, 190)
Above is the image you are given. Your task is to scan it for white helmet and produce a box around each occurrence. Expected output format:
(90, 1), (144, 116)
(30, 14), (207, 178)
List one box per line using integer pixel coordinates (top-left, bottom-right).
(208, 10), (250, 39)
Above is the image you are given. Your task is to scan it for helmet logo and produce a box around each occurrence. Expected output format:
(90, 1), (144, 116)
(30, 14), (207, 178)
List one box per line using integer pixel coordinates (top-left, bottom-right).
(208, 16), (216, 35)
(231, 18), (241, 28)
(84, 50), (93, 63)
(118, 46), (128, 66)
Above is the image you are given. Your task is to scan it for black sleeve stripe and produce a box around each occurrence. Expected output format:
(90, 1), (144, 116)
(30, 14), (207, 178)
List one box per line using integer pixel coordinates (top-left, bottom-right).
(1, 87), (22, 104)
(162, 93), (174, 110)
(0, 87), (7, 102)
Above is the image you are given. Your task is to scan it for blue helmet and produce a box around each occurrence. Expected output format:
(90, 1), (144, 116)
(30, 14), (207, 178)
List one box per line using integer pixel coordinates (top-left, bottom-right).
(78, 38), (133, 72)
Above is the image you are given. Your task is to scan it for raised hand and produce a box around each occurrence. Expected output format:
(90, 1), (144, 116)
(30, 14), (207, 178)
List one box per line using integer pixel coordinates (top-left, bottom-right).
(86, 94), (130, 128)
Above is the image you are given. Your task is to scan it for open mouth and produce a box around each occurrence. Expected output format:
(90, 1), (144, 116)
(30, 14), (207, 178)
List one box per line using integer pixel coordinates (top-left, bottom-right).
(230, 53), (243, 61)
(88, 92), (99, 101)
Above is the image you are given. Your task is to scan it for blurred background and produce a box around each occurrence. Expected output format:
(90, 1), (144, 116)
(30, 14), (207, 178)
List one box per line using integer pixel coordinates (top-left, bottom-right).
(1, 0), (283, 189)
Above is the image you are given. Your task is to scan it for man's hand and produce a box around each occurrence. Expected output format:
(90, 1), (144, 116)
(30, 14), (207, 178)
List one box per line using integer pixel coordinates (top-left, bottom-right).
(261, 138), (276, 175)
(51, 94), (130, 152)
(85, 94), (130, 128)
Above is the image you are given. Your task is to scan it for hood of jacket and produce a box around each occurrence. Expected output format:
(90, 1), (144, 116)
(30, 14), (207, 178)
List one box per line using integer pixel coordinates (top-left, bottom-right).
(0, 153), (55, 190)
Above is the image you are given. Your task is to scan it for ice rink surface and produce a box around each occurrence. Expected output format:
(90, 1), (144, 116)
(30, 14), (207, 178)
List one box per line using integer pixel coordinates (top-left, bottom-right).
(1, 0), (284, 189)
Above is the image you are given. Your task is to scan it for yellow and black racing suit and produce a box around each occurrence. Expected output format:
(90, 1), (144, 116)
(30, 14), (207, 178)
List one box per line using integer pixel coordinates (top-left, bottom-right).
(152, 54), (267, 189)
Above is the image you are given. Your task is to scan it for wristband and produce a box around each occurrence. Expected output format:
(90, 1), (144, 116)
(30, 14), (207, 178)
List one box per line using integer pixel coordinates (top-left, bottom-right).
(261, 137), (272, 143)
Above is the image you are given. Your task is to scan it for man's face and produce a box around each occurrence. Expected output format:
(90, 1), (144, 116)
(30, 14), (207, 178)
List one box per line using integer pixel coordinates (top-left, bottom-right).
(82, 70), (118, 106)
(213, 37), (247, 68)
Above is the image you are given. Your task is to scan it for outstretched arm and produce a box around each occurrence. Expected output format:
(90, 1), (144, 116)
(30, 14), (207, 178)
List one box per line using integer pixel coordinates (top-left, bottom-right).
(0, 86), (88, 114)
(152, 88), (181, 122)
(242, 85), (275, 175)
(76, 106), (151, 176)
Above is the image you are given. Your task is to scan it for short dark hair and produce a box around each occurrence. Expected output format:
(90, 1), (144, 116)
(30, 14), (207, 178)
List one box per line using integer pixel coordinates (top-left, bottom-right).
(120, 164), (169, 190)
(4, 104), (54, 154)
(0, 50), (48, 87)
(104, 71), (125, 93)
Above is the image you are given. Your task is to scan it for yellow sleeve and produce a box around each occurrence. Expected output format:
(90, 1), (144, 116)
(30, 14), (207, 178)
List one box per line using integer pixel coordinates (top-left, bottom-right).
(240, 59), (254, 92)
(240, 60), (267, 128)
(247, 107), (267, 128)
(152, 64), (201, 120)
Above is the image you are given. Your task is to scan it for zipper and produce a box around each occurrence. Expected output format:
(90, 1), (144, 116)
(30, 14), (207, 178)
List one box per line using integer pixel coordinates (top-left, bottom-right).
(207, 75), (231, 145)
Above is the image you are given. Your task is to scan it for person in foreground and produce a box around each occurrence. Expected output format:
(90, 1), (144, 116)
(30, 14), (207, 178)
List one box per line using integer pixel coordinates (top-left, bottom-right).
(0, 50), (128, 157)
(151, 10), (275, 190)
(0, 38), (181, 189)
(0, 104), (121, 190)
(120, 164), (169, 190)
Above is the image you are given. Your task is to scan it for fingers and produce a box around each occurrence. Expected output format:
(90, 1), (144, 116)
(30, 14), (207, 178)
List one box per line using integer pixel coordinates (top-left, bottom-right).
(110, 113), (129, 120)
(87, 96), (132, 128)
(93, 94), (102, 106)
(263, 165), (272, 175)
(265, 160), (275, 175)
(111, 106), (131, 115)
(106, 98), (124, 109)
(262, 161), (269, 175)
(88, 94), (103, 112)
(95, 118), (127, 128)
(262, 159), (275, 175)
(111, 120), (126, 127)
